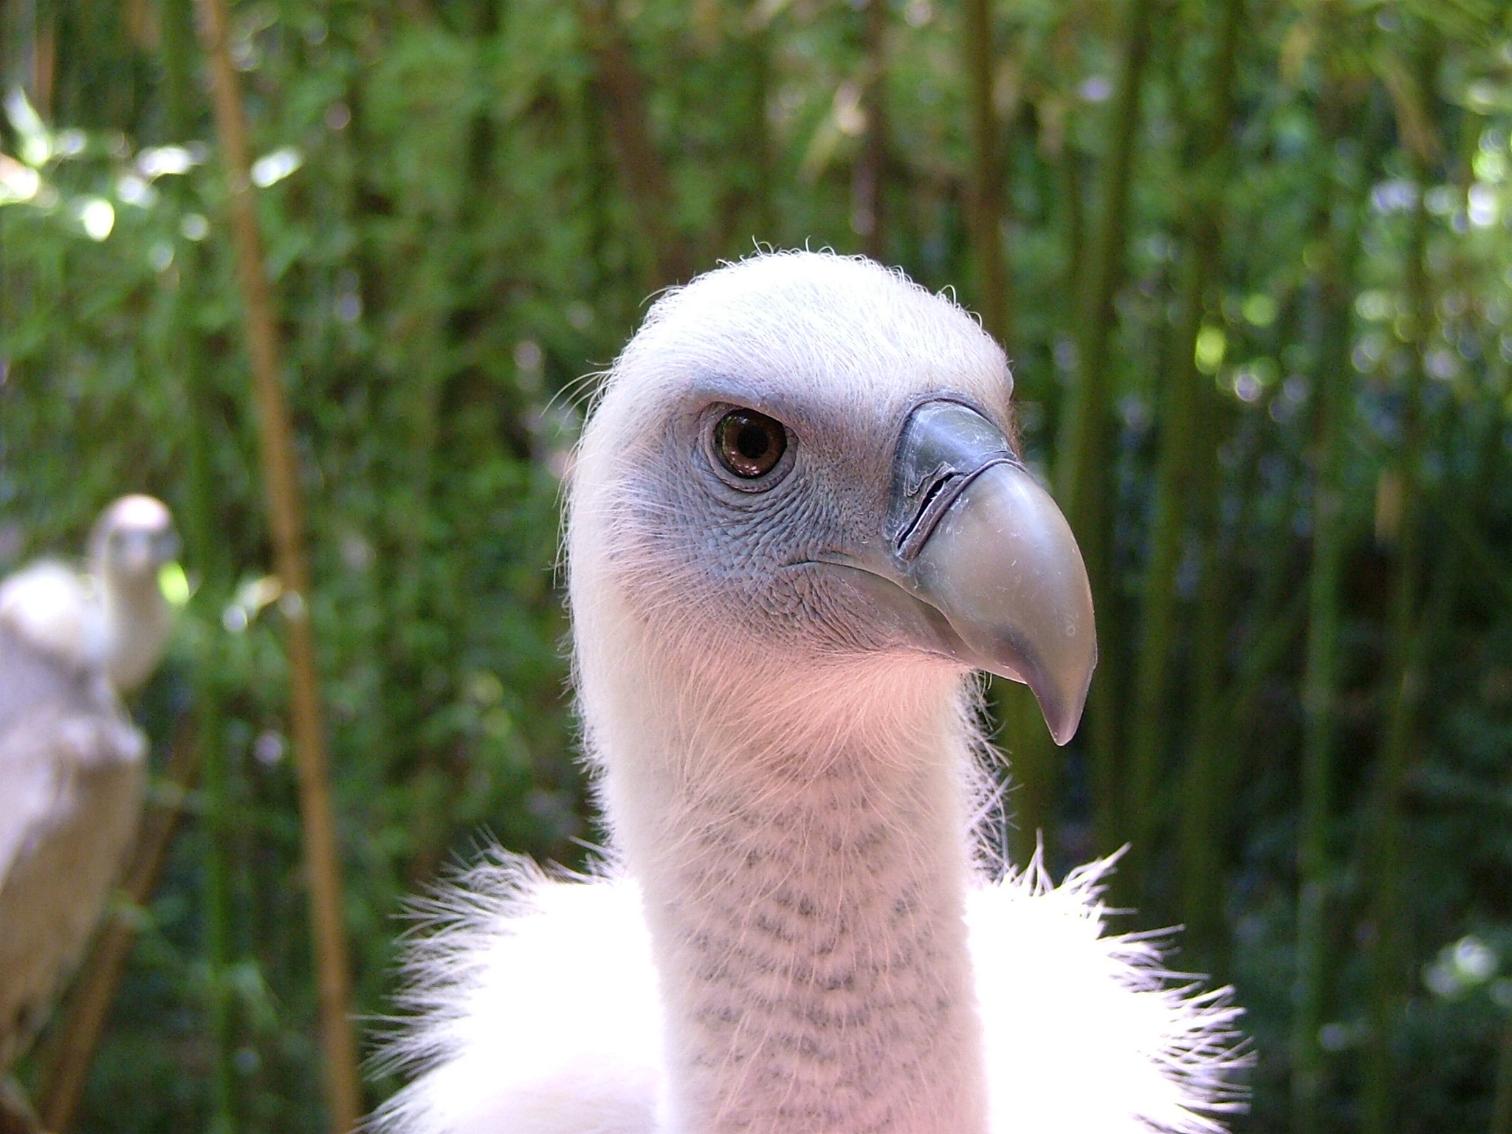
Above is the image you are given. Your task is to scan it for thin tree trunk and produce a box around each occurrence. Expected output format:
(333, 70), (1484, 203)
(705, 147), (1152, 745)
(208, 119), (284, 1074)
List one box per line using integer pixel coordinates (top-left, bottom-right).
(3, 0), (49, 116)
(1292, 78), (1366, 1134)
(160, 0), (242, 1125)
(1361, 36), (1437, 1133)
(1177, 456), (1235, 963)
(1057, 149), (1085, 322)
(963, 0), (1010, 347)
(1495, 1013), (1512, 1134)
(1128, 0), (1244, 885)
(195, 1), (364, 1129)
(576, 0), (691, 286)
(1181, 296), (1299, 965)
(398, 0), (502, 889)
(1476, 357), (1512, 1134)
(1055, 0), (1159, 858)
(1451, 367), (1509, 1134)
(747, 23), (775, 242)
(577, 61), (616, 298)
(854, 0), (888, 259)
(711, 13), (774, 250)
(36, 722), (198, 1132)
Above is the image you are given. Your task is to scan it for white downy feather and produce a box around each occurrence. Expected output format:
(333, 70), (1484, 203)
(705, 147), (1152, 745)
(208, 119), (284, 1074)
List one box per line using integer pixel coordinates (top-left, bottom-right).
(375, 851), (1245, 1134)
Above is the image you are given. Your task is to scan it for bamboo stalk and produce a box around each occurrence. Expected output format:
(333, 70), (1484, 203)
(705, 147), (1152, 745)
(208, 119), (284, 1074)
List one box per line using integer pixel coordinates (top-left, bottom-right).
(1354, 384), (1500, 1134)
(854, 0), (888, 260)
(161, 0), (241, 1124)
(1493, 1013), (1512, 1134)
(1484, 369), (1512, 1134)
(33, 3), (55, 120)
(1361, 35), (1438, 1133)
(194, 1), (364, 1130)
(1181, 297), (1298, 966)
(1054, 0), (1159, 859)
(991, 685), (1049, 869)
(576, 0), (691, 286)
(394, 0), (515, 888)
(709, 13), (775, 250)
(1394, 316), (1508, 1134)
(1177, 486), (1231, 963)
(1475, 357), (1512, 1134)
(963, 0), (1010, 348)
(36, 720), (198, 1133)
(1057, 150), (1085, 317)
(1291, 75), (1366, 1134)
(747, 23), (775, 243)
(1180, 369), (1298, 963)
(1129, 0), (1245, 888)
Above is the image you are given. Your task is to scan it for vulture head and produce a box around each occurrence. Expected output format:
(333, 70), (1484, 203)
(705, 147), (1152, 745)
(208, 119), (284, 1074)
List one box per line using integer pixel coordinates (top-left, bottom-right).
(87, 495), (179, 597)
(569, 251), (1095, 758)
(87, 494), (178, 692)
(0, 497), (174, 1104)
(0, 495), (178, 694)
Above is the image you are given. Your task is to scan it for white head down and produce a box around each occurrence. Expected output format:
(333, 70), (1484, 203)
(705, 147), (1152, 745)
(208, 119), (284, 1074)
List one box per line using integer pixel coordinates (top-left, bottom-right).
(87, 494), (179, 691)
(567, 250), (1094, 763)
(88, 495), (177, 589)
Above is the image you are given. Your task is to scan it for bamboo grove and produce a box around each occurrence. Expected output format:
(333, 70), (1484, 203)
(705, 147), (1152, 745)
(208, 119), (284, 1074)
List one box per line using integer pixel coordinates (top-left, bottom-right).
(0, 1), (1509, 1131)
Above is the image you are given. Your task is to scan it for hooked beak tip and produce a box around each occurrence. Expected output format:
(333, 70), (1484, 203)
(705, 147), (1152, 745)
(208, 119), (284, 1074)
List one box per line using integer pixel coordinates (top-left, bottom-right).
(888, 401), (1097, 744)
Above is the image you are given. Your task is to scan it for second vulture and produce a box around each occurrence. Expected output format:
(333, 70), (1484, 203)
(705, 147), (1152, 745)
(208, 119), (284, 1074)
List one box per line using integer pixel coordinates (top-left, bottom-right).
(0, 496), (178, 1092)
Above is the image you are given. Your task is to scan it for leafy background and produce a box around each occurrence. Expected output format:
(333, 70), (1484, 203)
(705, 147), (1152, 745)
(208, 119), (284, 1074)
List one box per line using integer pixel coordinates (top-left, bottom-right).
(0, 1), (1509, 1132)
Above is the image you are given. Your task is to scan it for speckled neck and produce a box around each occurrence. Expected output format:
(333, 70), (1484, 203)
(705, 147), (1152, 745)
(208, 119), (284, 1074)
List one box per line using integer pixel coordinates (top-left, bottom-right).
(599, 664), (989, 1134)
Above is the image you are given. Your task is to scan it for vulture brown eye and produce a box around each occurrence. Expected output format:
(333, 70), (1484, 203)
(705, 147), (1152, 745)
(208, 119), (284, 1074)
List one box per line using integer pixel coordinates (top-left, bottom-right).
(713, 409), (787, 480)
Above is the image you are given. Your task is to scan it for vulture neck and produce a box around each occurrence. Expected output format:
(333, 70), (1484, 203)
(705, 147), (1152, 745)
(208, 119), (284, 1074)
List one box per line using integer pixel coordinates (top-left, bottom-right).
(595, 642), (989, 1134)
(98, 572), (170, 692)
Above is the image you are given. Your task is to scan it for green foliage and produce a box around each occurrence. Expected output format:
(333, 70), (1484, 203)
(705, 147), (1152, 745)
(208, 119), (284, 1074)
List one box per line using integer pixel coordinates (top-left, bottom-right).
(0, 1), (1509, 1130)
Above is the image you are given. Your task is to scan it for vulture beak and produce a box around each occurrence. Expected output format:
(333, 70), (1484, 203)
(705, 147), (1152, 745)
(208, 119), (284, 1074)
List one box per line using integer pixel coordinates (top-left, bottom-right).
(825, 400), (1097, 744)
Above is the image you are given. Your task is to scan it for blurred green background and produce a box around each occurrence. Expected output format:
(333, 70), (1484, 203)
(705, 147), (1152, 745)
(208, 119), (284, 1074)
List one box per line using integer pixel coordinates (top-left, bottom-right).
(1, 1), (1509, 1131)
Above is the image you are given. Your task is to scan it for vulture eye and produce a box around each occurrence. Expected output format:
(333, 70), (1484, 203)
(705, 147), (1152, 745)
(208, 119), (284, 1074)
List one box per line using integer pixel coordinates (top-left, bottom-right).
(712, 409), (787, 482)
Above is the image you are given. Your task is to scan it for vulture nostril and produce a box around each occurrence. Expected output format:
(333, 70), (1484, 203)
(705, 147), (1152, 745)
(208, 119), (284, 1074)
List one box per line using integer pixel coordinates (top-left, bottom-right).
(894, 468), (964, 561)
(892, 459), (1017, 563)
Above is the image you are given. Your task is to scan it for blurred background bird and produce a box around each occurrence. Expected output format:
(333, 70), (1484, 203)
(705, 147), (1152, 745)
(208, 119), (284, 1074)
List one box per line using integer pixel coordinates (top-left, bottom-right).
(0, 496), (179, 694)
(0, 496), (180, 1132)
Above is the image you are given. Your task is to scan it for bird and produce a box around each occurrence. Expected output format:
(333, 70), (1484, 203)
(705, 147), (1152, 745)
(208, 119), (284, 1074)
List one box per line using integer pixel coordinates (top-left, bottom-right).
(0, 496), (179, 1089)
(373, 251), (1247, 1134)
(0, 494), (180, 694)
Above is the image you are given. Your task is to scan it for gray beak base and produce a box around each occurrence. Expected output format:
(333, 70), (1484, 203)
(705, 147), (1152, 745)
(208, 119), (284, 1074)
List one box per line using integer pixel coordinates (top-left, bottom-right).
(847, 400), (1097, 745)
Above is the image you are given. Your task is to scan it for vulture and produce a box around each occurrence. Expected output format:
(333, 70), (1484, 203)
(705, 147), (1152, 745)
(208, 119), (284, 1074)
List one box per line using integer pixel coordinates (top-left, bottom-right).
(0, 495), (179, 693)
(0, 496), (178, 1084)
(375, 252), (1246, 1134)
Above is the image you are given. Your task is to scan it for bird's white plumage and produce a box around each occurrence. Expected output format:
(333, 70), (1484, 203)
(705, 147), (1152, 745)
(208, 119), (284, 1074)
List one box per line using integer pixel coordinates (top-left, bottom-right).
(0, 623), (148, 1070)
(968, 853), (1245, 1133)
(0, 496), (177, 1074)
(374, 251), (1246, 1133)
(377, 854), (1243, 1134)
(0, 494), (176, 693)
(0, 561), (106, 675)
(375, 856), (662, 1134)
